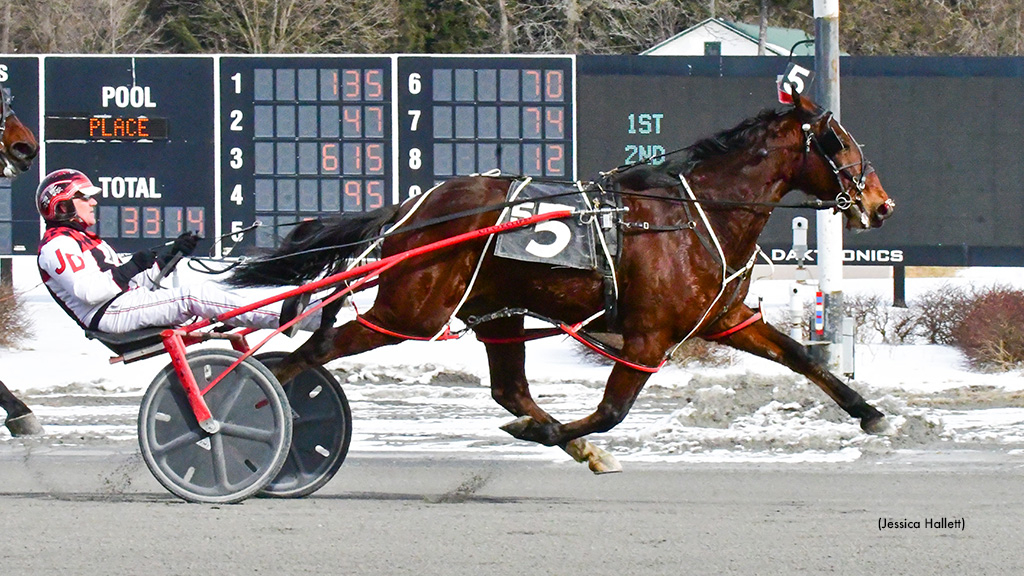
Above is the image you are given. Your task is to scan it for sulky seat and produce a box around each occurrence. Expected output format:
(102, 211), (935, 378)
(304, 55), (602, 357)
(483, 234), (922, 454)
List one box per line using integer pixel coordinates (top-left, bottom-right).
(85, 327), (171, 364)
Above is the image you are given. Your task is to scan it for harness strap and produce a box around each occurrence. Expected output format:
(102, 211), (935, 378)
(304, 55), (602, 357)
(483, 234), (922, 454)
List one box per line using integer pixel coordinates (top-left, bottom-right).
(476, 328), (564, 345)
(705, 310), (764, 341)
(471, 308), (664, 374)
(355, 315), (461, 341)
(562, 324), (665, 373)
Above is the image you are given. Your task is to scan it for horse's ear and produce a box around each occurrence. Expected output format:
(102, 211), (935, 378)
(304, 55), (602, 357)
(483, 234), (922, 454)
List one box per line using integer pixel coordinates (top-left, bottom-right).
(793, 92), (814, 113)
(792, 92), (827, 121)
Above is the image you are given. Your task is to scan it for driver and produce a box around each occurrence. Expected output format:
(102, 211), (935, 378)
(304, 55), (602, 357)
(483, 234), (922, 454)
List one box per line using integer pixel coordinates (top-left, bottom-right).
(36, 168), (318, 335)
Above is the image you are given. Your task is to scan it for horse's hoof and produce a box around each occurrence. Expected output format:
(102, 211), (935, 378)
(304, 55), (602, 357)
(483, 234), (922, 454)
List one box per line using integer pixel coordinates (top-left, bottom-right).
(861, 415), (894, 436)
(500, 416), (533, 438)
(565, 438), (623, 475)
(5, 412), (44, 436)
(587, 450), (623, 475)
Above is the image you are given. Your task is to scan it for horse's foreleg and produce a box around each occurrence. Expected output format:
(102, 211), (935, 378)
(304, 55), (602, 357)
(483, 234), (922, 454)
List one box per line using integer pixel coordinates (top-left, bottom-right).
(1, 379), (43, 436)
(478, 318), (621, 473)
(551, 362), (654, 442)
(712, 309), (890, 434)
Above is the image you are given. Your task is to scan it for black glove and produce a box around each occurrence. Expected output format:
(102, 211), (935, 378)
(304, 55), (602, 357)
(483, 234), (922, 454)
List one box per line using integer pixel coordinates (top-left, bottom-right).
(170, 232), (201, 257)
(112, 250), (157, 288)
(158, 232), (202, 267)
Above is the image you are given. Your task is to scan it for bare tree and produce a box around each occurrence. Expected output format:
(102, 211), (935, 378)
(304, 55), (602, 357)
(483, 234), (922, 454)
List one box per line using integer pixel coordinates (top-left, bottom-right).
(181, 0), (401, 53)
(9, 0), (163, 53)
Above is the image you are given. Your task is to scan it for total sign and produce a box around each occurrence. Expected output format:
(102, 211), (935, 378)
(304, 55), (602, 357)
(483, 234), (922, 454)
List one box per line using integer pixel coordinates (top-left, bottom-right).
(42, 56), (215, 251)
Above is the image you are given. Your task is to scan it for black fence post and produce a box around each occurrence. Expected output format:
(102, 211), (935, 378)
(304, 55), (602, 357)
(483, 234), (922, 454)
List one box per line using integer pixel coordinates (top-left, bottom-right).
(893, 265), (906, 308)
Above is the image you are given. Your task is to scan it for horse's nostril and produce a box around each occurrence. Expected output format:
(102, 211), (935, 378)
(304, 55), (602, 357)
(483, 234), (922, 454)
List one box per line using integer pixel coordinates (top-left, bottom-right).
(12, 142), (38, 160)
(879, 199), (893, 215)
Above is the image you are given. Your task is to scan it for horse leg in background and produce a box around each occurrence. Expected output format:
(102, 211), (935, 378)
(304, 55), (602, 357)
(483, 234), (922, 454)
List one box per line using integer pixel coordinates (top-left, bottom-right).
(711, 306), (891, 434)
(1, 379), (43, 436)
(271, 319), (403, 384)
(475, 317), (621, 474)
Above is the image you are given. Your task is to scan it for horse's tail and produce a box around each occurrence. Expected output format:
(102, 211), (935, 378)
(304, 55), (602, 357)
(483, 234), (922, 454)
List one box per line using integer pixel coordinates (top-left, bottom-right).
(227, 204), (401, 287)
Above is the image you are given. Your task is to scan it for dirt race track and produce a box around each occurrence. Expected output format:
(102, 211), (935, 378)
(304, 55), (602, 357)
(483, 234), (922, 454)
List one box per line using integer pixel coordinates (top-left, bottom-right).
(1, 444), (1022, 575)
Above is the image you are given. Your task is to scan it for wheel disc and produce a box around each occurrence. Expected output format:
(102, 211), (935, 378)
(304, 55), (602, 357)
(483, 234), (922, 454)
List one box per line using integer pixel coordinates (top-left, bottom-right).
(138, 349), (292, 504)
(257, 352), (352, 498)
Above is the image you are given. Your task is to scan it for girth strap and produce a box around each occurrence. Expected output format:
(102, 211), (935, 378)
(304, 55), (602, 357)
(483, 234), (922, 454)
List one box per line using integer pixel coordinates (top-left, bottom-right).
(471, 308), (664, 374)
(705, 310), (764, 341)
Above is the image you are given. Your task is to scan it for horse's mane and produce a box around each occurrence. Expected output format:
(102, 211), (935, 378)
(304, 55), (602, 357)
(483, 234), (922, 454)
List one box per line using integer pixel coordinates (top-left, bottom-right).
(611, 106), (791, 190)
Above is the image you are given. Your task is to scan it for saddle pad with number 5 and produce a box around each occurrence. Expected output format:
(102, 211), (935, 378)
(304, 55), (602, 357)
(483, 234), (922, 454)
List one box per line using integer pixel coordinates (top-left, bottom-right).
(493, 179), (596, 270)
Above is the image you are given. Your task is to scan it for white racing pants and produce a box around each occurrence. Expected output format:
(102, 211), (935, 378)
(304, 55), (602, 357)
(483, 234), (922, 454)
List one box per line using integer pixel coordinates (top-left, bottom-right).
(94, 282), (321, 334)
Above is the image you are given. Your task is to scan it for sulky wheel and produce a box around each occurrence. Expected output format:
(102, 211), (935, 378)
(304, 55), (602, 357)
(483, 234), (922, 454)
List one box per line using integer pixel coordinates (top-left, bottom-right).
(256, 352), (352, 498)
(138, 349), (292, 504)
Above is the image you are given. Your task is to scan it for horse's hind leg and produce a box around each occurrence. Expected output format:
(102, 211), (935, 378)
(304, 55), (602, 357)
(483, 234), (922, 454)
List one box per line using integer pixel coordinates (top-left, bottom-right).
(1, 379), (43, 436)
(476, 318), (621, 474)
(710, 306), (890, 434)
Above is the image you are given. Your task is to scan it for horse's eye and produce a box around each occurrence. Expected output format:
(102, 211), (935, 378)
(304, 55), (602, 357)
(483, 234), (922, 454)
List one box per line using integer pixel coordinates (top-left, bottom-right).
(819, 127), (845, 156)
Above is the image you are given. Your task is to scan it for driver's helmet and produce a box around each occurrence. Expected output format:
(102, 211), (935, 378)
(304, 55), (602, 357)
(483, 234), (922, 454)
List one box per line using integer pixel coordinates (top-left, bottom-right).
(36, 169), (101, 223)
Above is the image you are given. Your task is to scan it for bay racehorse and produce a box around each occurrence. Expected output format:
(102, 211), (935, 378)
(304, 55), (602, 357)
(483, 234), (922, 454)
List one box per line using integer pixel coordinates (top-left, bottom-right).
(0, 82), (42, 436)
(229, 94), (895, 472)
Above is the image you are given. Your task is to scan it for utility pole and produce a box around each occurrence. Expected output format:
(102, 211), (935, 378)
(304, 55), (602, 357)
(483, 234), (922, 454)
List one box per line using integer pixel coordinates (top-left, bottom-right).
(814, 0), (843, 370)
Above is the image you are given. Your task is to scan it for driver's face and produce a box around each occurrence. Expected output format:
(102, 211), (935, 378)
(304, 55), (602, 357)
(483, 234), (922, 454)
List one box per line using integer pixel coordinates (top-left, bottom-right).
(72, 194), (97, 228)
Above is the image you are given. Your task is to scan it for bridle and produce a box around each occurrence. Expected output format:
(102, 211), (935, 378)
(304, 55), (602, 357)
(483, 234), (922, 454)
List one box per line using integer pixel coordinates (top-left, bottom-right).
(0, 85), (17, 177)
(0, 85), (12, 143)
(801, 111), (875, 212)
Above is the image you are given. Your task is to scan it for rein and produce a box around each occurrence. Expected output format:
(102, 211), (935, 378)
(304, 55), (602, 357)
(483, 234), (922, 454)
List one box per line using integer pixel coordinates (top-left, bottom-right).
(249, 178), (839, 267)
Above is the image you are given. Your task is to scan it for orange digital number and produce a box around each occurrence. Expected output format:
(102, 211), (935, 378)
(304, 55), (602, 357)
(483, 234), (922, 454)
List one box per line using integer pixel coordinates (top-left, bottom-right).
(144, 207), (161, 238)
(366, 106), (384, 137)
(344, 181), (362, 209)
(545, 70), (563, 100)
(529, 145), (542, 173)
(167, 207), (184, 236)
(322, 143), (339, 173)
(365, 69), (384, 99)
(367, 180), (385, 210)
(546, 144), (564, 176)
(524, 70), (541, 100)
(343, 69), (361, 100)
(343, 106), (362, 137)
(366, 144), (384, 174)
(545, 108), (564, 138)
(524, 107), (542, 138)
(122, 206), (139, 236)
(187, 207), (204, 236)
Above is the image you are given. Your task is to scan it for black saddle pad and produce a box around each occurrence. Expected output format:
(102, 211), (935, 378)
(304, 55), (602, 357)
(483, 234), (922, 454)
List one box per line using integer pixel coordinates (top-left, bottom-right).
(494, 179), (596, 270)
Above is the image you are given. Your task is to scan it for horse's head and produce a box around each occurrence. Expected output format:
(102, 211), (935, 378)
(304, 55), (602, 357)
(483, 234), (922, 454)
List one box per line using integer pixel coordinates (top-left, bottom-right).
(792, 95), (894, 229)
(0, 84), (39, 178)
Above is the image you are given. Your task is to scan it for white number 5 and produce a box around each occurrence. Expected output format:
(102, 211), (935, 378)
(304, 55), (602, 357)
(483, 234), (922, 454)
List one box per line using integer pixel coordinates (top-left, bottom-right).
(782, 63), (813, 96)
(510, 202), (572, 259)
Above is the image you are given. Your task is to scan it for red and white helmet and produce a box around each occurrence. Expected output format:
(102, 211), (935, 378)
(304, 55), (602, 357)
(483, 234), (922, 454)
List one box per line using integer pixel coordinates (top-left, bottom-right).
(36, 168), (101, 223)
